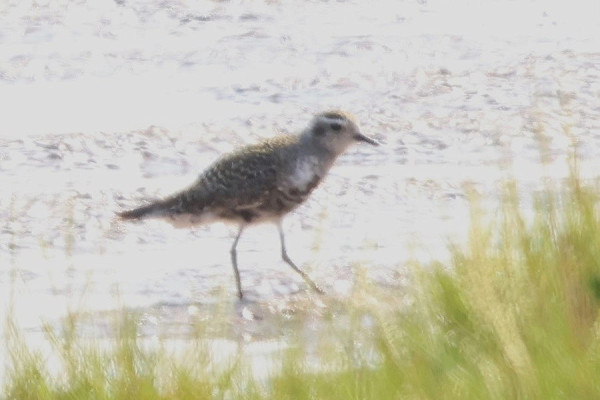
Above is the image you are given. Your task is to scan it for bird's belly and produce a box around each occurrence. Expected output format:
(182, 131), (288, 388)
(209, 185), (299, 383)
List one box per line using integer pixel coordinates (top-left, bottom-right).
(163, 191), (308, 228)
(163, 212), (220, 228)
(217, 207), (286, 225)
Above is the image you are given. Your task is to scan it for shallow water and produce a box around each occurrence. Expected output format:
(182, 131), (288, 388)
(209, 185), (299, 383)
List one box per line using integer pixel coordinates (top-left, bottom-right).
(1, 0), (600, 341)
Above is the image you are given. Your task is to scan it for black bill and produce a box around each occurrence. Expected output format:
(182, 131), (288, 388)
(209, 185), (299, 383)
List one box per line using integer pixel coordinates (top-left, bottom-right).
(354, 132), (379, 146)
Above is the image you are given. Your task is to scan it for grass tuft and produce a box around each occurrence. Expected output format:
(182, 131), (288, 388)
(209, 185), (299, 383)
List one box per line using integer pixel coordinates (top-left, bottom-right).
(4, 170), (600, 399)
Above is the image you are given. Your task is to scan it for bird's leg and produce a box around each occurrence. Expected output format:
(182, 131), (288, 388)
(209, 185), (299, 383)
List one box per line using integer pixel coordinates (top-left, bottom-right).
(230, 226), (245, 299)
(277, 222), (324, 295)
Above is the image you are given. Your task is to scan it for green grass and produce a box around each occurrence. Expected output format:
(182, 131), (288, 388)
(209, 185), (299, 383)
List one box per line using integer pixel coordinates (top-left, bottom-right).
(4, 171), (600, 399)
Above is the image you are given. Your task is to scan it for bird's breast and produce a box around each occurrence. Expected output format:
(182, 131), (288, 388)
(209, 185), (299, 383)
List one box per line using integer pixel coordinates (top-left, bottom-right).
(287, 156), (323, 192)
(272, 156), (323, 212)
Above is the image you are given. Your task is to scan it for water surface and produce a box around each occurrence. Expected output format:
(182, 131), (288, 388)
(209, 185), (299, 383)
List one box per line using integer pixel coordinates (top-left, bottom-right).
(1, 0), (599, 340)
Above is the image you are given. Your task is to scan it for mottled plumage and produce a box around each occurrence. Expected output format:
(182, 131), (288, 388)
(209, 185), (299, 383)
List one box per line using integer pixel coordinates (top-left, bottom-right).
(118, 111), (378, 299)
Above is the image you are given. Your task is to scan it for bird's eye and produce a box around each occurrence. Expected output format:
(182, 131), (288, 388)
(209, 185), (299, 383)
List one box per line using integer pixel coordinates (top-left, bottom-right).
(330, 122), (342, 131)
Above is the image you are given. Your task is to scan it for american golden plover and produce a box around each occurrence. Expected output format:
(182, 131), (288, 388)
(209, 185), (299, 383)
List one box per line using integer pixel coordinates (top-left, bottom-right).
(118, 111), (378, 299)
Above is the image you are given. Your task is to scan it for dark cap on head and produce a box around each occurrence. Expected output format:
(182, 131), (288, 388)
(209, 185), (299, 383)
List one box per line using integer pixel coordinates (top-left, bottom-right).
(317, 110), (354, 122)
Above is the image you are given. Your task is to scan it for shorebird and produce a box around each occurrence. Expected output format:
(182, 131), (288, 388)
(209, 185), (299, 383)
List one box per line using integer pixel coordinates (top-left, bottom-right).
(118, 111), (378, 299)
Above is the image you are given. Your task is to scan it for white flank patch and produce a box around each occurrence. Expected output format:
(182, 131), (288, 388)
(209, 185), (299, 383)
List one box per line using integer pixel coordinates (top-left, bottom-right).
(290, 156), (321, 191)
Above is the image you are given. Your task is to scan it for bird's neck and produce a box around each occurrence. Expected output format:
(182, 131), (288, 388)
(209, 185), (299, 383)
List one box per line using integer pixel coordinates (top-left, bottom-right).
(298, 131), (343, 162)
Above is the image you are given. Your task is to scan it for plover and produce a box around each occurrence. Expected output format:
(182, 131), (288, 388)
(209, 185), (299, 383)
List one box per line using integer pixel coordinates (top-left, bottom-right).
(118, 111), (378, 299)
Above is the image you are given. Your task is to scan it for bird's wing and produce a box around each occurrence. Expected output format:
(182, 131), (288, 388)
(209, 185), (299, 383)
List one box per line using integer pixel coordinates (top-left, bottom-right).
(179, 148), (281, 212)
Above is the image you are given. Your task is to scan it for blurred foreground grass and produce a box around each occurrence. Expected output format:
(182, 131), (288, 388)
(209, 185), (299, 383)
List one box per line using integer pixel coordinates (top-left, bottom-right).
(4, 169), (600, 399)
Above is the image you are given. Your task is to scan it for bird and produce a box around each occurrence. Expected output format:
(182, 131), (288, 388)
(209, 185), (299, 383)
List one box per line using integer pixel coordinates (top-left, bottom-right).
(117, 110), (378, 299)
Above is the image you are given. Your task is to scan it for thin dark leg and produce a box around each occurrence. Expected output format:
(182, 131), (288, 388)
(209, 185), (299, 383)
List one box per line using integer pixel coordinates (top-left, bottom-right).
(230, 226), (245, 299)
(277, 222), (324, 294)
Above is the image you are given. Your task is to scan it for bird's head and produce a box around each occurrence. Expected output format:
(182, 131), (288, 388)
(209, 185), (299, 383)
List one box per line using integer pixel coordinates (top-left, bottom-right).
(306, 110), (378, 155)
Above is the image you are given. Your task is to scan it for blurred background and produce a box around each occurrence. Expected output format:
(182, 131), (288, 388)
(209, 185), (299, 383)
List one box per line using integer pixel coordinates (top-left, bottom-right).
(1, 0), (599, 338)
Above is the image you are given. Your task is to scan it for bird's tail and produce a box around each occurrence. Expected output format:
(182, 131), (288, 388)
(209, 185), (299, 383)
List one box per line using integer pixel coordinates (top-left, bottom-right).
(117, 196), (180, 221)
